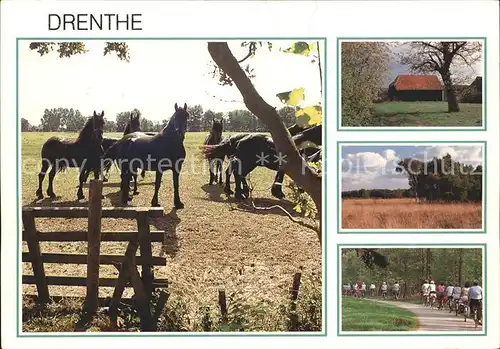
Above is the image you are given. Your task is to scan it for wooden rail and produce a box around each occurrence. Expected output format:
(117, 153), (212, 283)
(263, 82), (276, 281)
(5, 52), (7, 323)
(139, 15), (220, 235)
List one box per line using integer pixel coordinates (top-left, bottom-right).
(21, 180), (168, 331)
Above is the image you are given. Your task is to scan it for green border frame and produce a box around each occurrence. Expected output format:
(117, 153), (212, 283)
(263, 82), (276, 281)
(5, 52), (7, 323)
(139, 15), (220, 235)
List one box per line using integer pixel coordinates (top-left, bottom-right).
(336, 243), (487, 336)
(337, 140), (487, 234)
(16, 37), (328, 337)
(336, 37), (487, 131)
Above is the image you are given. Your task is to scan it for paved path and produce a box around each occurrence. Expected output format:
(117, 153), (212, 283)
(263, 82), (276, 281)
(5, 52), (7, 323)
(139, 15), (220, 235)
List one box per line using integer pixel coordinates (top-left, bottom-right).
(369, 299), (482, 332)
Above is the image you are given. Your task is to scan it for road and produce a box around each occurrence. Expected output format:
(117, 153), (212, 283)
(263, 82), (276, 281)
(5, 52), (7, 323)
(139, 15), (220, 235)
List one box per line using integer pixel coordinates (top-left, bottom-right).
(370, 299), (483, 332)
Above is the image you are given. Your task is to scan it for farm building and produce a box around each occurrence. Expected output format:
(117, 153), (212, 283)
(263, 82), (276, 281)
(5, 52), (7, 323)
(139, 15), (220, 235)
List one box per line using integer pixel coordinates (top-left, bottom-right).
(388, 75), (443, 101)
(460, 76), (482, 103)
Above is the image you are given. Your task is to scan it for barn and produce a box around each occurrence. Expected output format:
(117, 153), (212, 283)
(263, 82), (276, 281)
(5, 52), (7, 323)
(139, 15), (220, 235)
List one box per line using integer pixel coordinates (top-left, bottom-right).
(388, 75), (443, 101)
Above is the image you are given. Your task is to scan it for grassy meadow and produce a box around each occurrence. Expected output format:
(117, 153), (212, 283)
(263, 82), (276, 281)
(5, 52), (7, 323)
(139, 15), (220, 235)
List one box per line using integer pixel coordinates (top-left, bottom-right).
(341, 296), (417, 331)
(342, 198), (482, 229)
(372, 101), (482, 127)
(21, 131), (322, 332)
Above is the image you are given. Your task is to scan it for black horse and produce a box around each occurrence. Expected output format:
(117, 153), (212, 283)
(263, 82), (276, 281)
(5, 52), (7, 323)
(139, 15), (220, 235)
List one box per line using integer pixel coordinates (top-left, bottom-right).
(201, 124), (319, 199)
(203, 118), (224, 185)
(35, 111), (105, 201)
(100, 111), (142, 182)
(271, 124), (322, 198)
(106, 103), (189, 208)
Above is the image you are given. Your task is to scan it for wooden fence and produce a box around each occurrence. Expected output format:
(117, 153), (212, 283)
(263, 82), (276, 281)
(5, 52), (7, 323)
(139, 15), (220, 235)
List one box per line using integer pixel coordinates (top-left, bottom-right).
(22, 180), (168, 331)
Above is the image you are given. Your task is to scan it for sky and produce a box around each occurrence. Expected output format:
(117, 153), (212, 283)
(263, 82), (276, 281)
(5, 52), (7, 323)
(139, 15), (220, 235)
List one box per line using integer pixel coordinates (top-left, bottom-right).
(384, 41), (483, 85)
(19, 40), (324, 126)
(341, 145), (483, 191)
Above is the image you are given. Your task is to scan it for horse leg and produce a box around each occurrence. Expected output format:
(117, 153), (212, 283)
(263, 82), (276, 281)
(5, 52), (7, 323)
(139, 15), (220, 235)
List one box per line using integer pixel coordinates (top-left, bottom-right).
(208, 159), (215, 185)
(224, 160), (234, 196)
(77, 168), (87, 201)
(217, 158), (223, 185)
(120, 171), (132, 204)
(36, 160), (50, 200)
(271, 170), (286, 199)
(173, 169), (184, 209)
(151, 170), (163, 207)
(235, 162), (256, 200)
(133, 173), (139, 195)
(46, 166), (58, 199)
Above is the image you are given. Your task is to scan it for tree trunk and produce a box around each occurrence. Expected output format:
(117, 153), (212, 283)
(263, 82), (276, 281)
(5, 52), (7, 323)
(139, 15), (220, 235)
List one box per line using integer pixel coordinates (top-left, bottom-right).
(441, 71), (460, 112)
(420, 248), (425, 281)
(207, 42), (322, 243)
(425, 248), (432, 279)
(458, 248), (463, 285)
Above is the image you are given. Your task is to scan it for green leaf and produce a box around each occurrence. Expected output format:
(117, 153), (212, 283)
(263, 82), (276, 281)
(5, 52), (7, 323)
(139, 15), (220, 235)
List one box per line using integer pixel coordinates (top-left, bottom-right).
(276, 88), (305, 106)
(284, 41), (312, 56)
(295, 105), (322, 127)
(293, 204), (302, 213)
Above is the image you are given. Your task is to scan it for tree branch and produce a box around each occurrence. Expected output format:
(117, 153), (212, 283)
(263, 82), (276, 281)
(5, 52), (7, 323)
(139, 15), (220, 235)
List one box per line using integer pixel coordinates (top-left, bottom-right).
(207, 42), (322, 243)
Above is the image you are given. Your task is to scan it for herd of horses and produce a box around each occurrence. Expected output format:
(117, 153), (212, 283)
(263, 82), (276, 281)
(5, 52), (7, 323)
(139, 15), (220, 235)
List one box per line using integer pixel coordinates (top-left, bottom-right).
(35, 103), (322, 209)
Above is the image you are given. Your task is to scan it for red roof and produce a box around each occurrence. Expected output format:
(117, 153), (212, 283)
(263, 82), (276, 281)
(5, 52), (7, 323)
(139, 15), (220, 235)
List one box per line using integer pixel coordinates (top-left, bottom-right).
(391, 75), (443, 91)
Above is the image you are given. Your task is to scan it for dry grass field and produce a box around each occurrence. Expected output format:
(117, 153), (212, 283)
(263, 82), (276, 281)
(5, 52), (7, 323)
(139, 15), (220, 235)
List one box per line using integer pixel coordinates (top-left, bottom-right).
(341, 198), (482, 229)
(21, 132), (322, 332)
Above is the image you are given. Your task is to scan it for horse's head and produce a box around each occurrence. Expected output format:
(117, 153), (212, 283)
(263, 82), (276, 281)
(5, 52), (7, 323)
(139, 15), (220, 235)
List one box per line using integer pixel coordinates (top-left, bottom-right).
(129, 111), (141, 132)
(211, 118), (223, 141)
(92, 110), (105, 145)
(173, 103), (189, 140)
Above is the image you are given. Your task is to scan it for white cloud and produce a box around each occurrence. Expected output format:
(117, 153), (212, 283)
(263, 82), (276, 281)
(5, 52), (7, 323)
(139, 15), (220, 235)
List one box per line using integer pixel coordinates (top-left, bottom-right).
(342, 149), (405, 191)
(415, 146), (483, 167)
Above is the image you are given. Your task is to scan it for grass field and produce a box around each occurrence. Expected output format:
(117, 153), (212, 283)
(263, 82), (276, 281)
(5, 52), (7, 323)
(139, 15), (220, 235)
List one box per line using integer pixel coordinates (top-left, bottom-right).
(372, 101), (482, 127)
(341, 296), (418, 331)
(342, 198), (482, 229)
(21, 131), (322, 332)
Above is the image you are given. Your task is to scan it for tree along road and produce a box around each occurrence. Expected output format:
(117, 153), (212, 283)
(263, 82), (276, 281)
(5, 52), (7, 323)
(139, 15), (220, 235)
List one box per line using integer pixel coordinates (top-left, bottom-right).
(370, 299), (483, 332)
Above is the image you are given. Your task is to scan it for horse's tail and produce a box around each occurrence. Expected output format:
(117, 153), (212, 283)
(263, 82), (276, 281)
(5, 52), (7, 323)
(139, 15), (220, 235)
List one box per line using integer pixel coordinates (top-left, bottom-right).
(102, 140), (121, 173)
(200, 139), (231, 159)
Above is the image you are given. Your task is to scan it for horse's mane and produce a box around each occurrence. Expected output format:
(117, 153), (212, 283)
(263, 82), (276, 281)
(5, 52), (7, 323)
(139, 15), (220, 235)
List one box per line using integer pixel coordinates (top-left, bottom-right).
(76, 117), (97, 141)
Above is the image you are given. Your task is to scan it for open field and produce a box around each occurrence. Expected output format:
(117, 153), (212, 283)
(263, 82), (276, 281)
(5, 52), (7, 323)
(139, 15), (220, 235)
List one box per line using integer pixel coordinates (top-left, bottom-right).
(373, 101), (482, 127)
(342, 198), (482, 229)
(341, 296), (417, 331)
(20, 131), (322, 331)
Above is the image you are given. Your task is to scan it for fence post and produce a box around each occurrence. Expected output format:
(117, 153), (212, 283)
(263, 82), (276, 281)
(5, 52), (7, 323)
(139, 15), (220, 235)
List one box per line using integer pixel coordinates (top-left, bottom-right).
(85, 180), (103, 314)
(22, 209), (50, 304)
(137, 210), (153, 300)
(289, 272), (302, 330)
(218, 289), (228, 324)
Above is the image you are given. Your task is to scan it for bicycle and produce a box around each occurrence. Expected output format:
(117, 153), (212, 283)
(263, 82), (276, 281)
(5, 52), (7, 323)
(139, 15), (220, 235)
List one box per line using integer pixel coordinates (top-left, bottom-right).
(463, 302), (470, 322)
(470, 301), (483, 328)
(429, 294), (437, 309)
(423, 294), (430, 307)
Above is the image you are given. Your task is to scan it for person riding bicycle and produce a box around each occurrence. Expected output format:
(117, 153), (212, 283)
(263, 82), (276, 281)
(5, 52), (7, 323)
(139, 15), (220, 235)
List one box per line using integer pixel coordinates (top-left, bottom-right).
(446, 283), (454, 305)
(468, 281), (483, 324)
(380, 282), (388, 299)
(461, 282), (471, 303)
(436, 282), (446, 309)
(421, 280), (430, 304)
(361, 282), (367, 298)
(370, 283), (376, 297)
(392, 281), (400, 300)
(428, 280), (437, 305)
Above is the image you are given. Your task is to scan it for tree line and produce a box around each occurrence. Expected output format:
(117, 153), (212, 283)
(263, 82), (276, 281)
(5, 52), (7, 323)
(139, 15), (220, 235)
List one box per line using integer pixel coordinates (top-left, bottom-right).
(397, 153), (482, 202)
(21, 105), (297, 133)
(342, 248), (482, 299)
(342, 188), (413, 199)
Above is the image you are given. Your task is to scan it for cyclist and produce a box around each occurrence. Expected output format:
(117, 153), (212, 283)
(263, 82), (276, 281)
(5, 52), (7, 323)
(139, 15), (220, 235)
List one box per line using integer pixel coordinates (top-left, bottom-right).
(421, 280), (430, 305)
(392, 281), (400, 300)
(370, 283), (376, 297)
(436, 282), (446, 309)
(446, 283), (454, 306)
(468, 281), (483, 324)
(361, 282), (366, 298)
(429, 280), (437, 306)
(380, 282), (388, 299)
